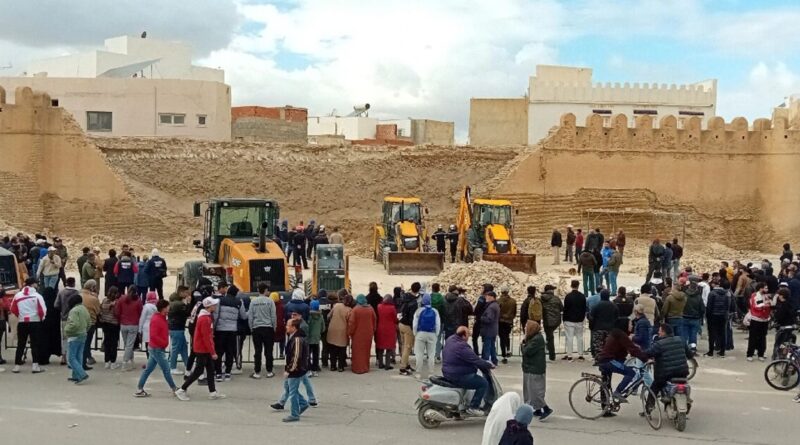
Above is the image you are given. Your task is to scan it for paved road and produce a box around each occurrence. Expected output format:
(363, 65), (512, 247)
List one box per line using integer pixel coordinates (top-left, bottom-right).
(1, 330), (797, 444)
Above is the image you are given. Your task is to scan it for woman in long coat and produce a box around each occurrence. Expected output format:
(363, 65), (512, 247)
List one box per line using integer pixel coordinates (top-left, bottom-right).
(348, 294), (376, 374)
(327, 297), (352, 371)
(375, 294), (398, 370)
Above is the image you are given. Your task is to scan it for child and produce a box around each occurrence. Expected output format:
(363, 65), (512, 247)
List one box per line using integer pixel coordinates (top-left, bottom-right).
(499, 404), (535, 445)
(134, 300), (178, 397)
(138, 291), (158, 362)
(176, 297), (225, 401)
(521, 320), (552, 420)
(307, 300), (325, 377)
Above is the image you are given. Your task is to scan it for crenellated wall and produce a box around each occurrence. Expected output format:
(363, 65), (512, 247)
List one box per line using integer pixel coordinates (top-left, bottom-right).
(495, 112), (800, 249)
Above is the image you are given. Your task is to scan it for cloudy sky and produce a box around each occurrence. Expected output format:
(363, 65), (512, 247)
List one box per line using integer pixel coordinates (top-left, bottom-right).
(1, 0), (799, 141)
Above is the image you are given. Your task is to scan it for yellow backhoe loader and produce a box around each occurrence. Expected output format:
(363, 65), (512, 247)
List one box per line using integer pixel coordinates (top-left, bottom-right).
(373, 197), (444, 275)
(455, 187), (536, 273)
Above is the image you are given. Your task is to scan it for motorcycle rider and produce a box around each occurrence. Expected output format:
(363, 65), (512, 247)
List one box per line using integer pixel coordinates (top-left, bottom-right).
(644, 323), (692, 400)
(441, 325), (494, 416)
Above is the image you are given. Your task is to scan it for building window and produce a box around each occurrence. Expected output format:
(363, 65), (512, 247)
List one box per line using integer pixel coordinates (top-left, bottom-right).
(159, 113), (186, 126)
(197, 115), (207, 127)
(678, 110), (705, 116)
(592, 109), (612, 115)
(51, 99), (59, 107)
(86, 111), (112, 132)
(633, 109), (658, 115)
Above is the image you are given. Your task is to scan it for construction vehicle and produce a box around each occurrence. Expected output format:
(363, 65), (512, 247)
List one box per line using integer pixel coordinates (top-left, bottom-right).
(455, 187), (536, 274)
(373, 197), (444, 275)
(308, 244), (350, 296)
(0, 246), (23, 292)
(178, 198), (290, 295)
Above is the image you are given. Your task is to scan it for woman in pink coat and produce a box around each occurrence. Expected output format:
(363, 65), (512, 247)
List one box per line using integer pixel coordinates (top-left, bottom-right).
(375, 294), (398, 370)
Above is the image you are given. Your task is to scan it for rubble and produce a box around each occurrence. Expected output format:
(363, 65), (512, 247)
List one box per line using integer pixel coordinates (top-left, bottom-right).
(431, 260), (570, 303)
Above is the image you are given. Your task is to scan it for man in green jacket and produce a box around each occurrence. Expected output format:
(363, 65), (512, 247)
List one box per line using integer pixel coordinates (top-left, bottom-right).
(64, 294), (90, 384)
(430, 283), (446, 362)
(521, 321), (552, 421)
(80, 254), (97, 288)
(497, 286), (517, 364)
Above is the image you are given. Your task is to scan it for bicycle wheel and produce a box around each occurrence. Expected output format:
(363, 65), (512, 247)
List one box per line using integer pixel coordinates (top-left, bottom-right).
(687, 358), (697, 381)
(639, 385), (663, 430)
(569, 377), (610, 420)
(764, 360), (800, 390)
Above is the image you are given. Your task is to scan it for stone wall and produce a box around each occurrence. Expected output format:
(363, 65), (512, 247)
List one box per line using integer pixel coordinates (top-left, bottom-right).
(412, 119), (454, 146)
(469, 98), (528, 145)
(494, 112), (800, 249)
(232, 116), (307, 143)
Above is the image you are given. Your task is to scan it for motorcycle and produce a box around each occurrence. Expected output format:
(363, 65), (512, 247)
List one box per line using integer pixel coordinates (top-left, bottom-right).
(415, 369), (503, 429)
(662, 378), (692, 431)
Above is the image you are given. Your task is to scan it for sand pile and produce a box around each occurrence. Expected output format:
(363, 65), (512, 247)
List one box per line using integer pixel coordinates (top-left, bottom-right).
(432, 261), (570, 302)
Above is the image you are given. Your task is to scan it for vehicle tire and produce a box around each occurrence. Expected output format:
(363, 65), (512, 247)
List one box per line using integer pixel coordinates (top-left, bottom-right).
(417, 404), (442, 429)
(675, 412), (687, 432)
(640, 385), (662, 430)
(569, 376), (610, 420)
(687, 357), (697, 381)
(181, 260), (203, 291)
(764, 360), (800, 390)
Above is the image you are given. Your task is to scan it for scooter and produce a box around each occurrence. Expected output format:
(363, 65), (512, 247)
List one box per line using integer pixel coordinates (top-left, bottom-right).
(415, 369), (503, 429)
(663, 378), (692, 431)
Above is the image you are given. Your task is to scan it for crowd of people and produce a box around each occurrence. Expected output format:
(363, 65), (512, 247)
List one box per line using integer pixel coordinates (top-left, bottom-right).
(2, 230), (800, 433)
(274, 220), (345, 269)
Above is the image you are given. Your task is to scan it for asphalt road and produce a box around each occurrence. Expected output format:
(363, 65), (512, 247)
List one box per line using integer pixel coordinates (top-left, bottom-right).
(1, 329), (797, 445)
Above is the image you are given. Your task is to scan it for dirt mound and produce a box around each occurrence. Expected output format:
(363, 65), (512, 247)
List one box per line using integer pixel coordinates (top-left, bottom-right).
(97, 138), (524, 254)
(432, 261), (570, 303)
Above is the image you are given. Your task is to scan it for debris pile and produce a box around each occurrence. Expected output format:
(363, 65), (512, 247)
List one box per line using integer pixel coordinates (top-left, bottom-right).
(432, 261), (570, 303)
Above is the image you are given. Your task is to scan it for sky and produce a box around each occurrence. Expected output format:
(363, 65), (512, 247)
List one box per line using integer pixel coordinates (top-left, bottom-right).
(1, 0), (799, 142)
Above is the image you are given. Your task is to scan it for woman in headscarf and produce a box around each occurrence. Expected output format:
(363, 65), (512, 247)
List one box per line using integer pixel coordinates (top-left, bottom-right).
(41, 285), (63, 364)
(326, 292), (352, 372)
(348, 294), (377, 374)
(482, 392), (522, 445)
(375, 294), (398, 370)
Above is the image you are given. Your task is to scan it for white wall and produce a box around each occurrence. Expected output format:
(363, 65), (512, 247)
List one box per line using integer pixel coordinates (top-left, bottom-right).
(0, 77), (231, 141)
(25, 35), (224, 82)
(307, 116), (377, 140)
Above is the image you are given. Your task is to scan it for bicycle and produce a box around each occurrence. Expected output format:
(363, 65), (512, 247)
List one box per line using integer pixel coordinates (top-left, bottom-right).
(625, 355), (697, 382)
(764, 342), (800, 391)
(569, 363), (662, 430)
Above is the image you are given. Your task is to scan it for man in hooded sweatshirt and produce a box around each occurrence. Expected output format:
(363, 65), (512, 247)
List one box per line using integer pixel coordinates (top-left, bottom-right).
(213, 283), (246, 381)
(540, 285), (563, 362)
(113, 250), (139, 295)
(285, 289), (310, 322)
(248, 283), (277, 379)
(662, 279), (688, 341)
(443, 285), (472, 340)
(11, 278), (48, 374)
(681, 276), (705, 350)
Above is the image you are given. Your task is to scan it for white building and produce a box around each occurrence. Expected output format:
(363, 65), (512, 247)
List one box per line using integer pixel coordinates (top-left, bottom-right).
(1, 35), (230, 141)
(527, 65), (716, 144)
(469, 65), (717, 146)
(307, 116), (378, 140)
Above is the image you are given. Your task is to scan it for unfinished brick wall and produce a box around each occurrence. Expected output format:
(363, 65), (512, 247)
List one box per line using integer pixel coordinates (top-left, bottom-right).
(375, 124), (398, 140)
(231, 106), (308, 143)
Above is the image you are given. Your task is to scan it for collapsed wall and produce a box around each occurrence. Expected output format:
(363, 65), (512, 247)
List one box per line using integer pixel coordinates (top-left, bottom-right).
(494, 113), (800, 250)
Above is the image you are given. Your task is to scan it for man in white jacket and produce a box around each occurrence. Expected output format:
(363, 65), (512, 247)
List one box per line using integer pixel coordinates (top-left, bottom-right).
(10, 278), (47, 373)
(36, 247), (62, 290)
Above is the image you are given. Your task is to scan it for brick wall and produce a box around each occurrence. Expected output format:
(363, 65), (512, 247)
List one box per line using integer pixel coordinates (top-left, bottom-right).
(375, 124), (398, 140)
(232, 106), (308, 123)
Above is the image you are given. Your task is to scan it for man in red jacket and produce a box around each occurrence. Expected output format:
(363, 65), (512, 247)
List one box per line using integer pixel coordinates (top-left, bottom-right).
(134, 300), (177, 397)
(176, 297), (225, 401)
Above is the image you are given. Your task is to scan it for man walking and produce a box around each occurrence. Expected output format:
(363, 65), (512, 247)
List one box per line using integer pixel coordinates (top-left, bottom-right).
(578, 249), (597, 295)
(497, 287), (516, 364)
(176, 297), (225, 401)
(248, 283), (277, 379)
(282, 318), (311, 422)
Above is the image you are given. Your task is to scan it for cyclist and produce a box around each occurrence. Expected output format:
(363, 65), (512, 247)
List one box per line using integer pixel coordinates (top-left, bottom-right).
(597, 328), (648, 403)
(644, 323), (692, 400)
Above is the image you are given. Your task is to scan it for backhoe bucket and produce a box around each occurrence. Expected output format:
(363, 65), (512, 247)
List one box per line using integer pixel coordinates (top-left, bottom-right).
(483, 253), (537, 274)
(385, 252), (445, 275)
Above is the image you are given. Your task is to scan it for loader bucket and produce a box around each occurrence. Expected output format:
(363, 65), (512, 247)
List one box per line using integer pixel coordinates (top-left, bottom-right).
(483, 253), (537, 274)
(385, 252), (445, 276)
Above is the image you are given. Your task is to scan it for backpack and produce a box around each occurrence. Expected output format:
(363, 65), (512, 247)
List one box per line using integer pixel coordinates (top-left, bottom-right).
(417, 307), (437, 333)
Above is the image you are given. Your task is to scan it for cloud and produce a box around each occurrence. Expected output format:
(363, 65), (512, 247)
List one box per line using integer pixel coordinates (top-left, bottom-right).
(0, 0), (240, 56)
(717, 62), (800, 121)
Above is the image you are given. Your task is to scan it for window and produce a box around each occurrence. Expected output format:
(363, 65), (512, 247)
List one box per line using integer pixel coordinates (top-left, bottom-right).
(86, 111), (112, 132)
(197, 114), (207, 126)
(159, 113), (186, 125)
(51, 99), (59, 107)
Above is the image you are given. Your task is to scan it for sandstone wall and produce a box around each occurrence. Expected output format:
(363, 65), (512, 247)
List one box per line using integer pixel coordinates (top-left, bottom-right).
(494, 113), (800, 249)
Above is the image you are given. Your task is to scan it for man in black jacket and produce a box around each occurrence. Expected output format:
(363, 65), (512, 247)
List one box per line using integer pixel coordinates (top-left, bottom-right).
(304, 220), (316, 259)
(432, 225), (447, 254)
(472, 284), (491, 354)
(443, 286), (472, 339)
(645, 323), (692, 398)
(283, 318), (311, 422)
(398, 284), (420, 375)
(589, 290), (618, 360)
(446, 224), (459, 263)
(550, 228), (563, 265)
(562, 280), (587, 361)
(292, 227), (308, 269)
(705, 281), (733, 357)
(646, 239), (666, 283)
